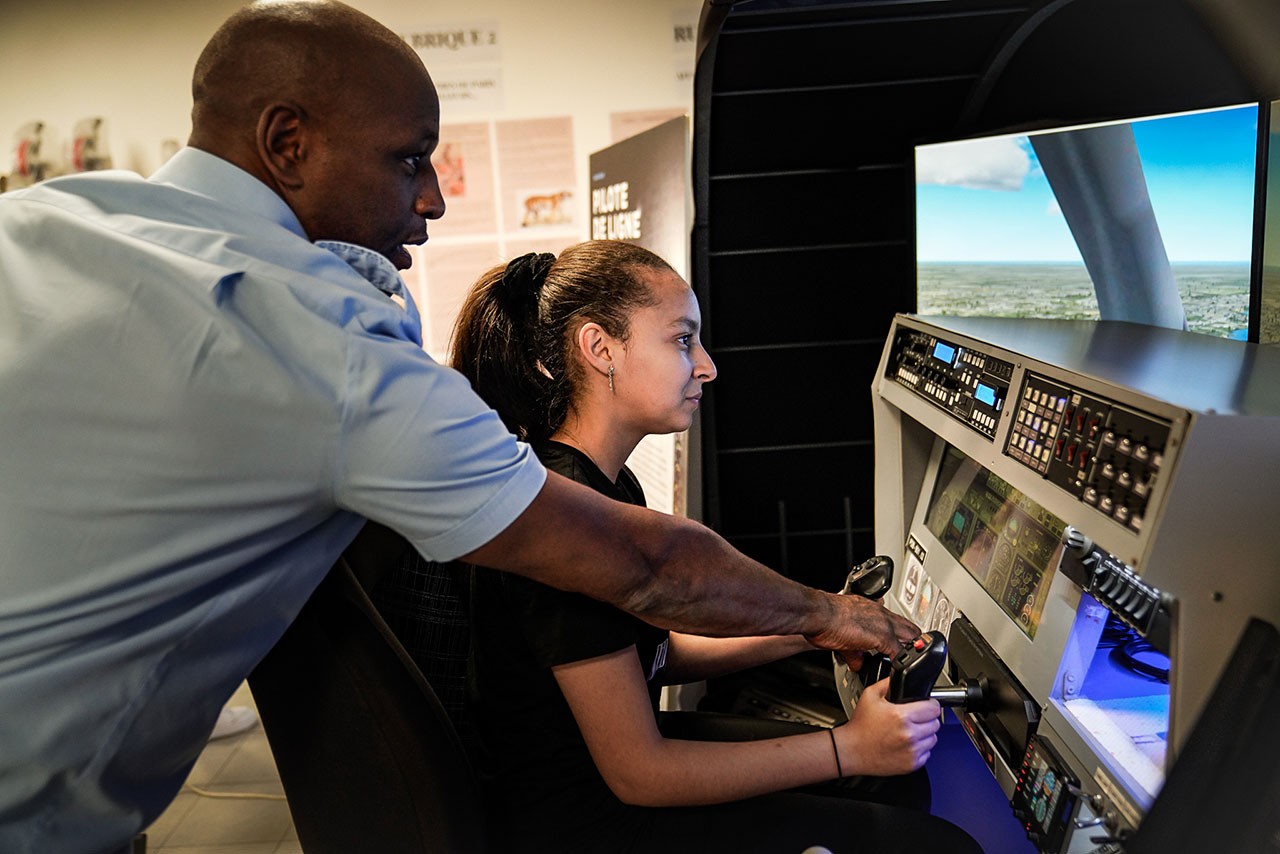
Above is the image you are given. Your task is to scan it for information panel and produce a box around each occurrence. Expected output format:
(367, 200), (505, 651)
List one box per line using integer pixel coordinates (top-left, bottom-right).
(924, 444), (1066, 638)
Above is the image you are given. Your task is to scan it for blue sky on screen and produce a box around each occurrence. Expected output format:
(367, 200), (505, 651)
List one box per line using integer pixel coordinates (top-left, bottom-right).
(915, 104), (1258, 263)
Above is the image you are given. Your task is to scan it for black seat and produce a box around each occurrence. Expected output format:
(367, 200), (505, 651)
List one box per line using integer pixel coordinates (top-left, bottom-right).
(248, 522), (489, 854)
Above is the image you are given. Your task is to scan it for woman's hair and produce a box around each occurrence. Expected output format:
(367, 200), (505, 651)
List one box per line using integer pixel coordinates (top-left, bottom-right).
(450, 240), (676, 443)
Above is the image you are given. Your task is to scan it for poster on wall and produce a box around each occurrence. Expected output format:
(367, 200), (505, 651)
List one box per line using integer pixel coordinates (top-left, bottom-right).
(496, 116), (578, 234)
(588, 115), (692, 517)
(397, 20), (504, 115)
(610, 108), (688, 147)
(428, 121), (500, 236)
(407, 115), (581, 360)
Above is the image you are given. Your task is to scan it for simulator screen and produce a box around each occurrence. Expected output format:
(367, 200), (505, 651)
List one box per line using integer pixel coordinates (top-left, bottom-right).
(916, 103), (1259, 340)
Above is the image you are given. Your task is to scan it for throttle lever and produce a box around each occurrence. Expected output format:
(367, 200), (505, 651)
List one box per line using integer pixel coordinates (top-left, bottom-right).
(887, 631), (989, 709)
(928, 674), (989, 709)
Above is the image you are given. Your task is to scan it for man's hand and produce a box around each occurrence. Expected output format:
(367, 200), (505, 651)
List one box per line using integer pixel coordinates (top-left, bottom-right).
(803, 591), (920, 665)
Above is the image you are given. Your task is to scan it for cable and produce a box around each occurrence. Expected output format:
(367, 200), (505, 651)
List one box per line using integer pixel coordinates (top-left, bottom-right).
(184, 783), (286, 804)
(1113, 637), (1170, 683)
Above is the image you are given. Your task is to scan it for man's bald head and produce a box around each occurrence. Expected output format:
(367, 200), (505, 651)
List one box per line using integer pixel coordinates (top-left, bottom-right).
(189, 0), (427, 168)
(184, 0), (445, 263)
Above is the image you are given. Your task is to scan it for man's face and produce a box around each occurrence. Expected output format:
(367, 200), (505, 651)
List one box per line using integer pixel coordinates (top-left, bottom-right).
(291, 59), (446, 270)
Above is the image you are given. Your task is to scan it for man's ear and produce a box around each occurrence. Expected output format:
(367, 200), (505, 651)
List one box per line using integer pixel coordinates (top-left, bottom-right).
(256, 102), (308, 191)
(576, 321), (616, 378)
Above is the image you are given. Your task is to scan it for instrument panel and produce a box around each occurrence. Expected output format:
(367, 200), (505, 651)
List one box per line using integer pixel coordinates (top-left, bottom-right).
(887, 326), (1013, 440)
(863, 314), (1280, 853)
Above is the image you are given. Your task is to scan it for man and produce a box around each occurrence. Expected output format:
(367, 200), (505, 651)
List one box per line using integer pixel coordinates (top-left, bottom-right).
(0, 3), (919, 852)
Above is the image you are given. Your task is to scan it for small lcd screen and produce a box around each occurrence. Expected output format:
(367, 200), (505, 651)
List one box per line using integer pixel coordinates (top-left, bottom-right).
(932, 342), (956, 365)
(974, 382), (997, 407)
(1021, 739), (1067, 835)
(925, 445), (1065, 638)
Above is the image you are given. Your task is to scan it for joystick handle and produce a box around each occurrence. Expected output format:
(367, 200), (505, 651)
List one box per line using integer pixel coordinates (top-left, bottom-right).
(888, 631), (948, 703)
(841, 555), (894, 600)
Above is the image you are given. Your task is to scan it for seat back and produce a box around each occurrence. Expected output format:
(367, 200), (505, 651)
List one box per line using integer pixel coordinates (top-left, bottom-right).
(366, 545), (477, 755)
(248, 524), (489, 854)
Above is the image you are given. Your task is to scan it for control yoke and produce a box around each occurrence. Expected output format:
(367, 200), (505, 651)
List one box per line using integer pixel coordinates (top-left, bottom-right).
(841, 554), (894, 599)
(836, 556), (896, 687)
(835, 556), (987, 709)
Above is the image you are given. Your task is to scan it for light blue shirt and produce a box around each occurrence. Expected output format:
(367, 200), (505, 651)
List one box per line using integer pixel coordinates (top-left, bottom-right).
(0, 148), (546, 852)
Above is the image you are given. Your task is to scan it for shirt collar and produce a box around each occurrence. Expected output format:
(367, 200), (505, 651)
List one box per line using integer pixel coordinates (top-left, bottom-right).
(147, 147), (421, 339)
(315, 239), (422, 338)
(312, 240), (407, 299)
(149, 147), (307, 240)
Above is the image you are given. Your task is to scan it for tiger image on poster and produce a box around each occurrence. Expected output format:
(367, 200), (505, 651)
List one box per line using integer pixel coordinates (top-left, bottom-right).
(520, 190), (573, 227)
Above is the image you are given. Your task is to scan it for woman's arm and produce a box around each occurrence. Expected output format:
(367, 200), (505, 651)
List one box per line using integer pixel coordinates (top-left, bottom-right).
(554, 646), (942, 807)
(658, 633), (815, 684)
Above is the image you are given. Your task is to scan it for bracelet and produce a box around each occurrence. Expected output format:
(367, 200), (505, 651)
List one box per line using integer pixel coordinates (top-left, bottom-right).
(828, 727), (843, 778)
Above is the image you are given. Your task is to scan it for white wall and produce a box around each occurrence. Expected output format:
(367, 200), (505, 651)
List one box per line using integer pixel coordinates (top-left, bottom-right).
(0, 0), (700, 185)
(0, 0), (705, 531)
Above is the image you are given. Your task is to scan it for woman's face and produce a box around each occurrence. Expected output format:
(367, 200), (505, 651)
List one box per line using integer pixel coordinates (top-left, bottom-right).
(612, 270), (717, 436)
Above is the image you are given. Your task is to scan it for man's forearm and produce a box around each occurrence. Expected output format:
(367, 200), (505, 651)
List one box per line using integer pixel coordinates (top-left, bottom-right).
(614, 510), (832, 637)
(461, 472), (919, 656)
(616, 510), (918, 656)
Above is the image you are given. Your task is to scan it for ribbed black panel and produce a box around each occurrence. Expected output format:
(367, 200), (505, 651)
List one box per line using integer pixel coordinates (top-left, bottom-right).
(707, 244), (906, 348)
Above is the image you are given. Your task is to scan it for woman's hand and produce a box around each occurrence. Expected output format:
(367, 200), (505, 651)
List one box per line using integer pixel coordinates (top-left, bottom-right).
(834, 678), (941, 777)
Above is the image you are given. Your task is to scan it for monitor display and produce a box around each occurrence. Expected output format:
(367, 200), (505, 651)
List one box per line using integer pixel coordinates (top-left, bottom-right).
(1259, 101), (1280, 344)
(916, 103), (1260, 341)
(925, 444), (1066, 638)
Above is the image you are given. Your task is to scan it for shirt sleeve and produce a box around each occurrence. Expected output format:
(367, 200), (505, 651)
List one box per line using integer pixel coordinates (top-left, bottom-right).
(493, 570), (640, 668)
(334, 329), (546, 562)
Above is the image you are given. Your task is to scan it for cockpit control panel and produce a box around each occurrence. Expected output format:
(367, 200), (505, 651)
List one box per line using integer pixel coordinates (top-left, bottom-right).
(886, 325), (1013, 440)
(839, 315), (1280, 853)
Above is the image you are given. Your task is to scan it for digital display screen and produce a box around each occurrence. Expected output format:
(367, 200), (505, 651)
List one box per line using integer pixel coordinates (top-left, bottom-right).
(932, 341), (956, 365)
(1021, 739), (1067, 834)
(925, 445), (1065, 638)
(975, 382), (997, 407)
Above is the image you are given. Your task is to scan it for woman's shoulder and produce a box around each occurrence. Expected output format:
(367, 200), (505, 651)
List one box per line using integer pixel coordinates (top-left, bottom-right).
(535, 441), (646, 507)
(615, 466), (646, 508)
(533, 440), (595, 484)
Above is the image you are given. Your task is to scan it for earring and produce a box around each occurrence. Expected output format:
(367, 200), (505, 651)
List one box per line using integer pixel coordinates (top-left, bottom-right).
(608, 364), (615, 394)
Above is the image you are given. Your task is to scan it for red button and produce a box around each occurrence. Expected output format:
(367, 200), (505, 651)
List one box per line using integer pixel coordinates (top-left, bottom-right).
(913, 638), (927, 650)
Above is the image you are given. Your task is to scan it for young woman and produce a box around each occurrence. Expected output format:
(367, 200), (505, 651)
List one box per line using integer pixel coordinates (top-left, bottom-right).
(450, 241), (981, 853)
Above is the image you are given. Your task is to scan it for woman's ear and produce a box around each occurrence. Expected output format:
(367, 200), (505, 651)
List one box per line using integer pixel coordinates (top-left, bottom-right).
(256, 102), (308, 191)
(576, 321), (616, 379)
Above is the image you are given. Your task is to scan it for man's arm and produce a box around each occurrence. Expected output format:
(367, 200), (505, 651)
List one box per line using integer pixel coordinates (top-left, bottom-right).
(460, 471), (920, 657)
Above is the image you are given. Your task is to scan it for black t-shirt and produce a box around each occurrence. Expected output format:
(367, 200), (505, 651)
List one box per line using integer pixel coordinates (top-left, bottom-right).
(469, 441), (670, 850)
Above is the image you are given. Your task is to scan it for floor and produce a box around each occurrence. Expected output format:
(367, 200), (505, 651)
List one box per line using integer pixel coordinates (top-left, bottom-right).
(141, 682), (299, 854)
